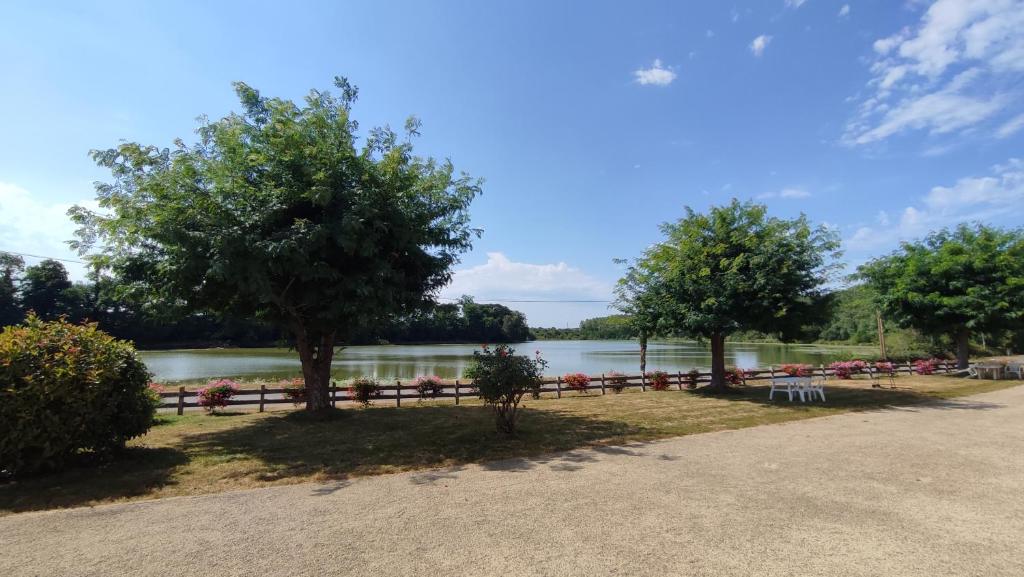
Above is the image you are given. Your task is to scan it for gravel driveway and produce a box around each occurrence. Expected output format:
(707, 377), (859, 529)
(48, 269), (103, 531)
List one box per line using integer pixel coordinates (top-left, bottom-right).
(3, 385), (1024, 577)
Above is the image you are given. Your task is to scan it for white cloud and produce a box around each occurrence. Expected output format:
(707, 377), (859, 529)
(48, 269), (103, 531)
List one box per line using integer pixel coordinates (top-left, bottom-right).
(441, 252), (610, 301)
(706, 29), (715, 38)
(758, 187), (812, 200)
(731, 8), (740, 23)
(786, 0), (809, 7)
(845, 158), (1024, 253)
(750, 35), (773, 57)
(838, 4), (850, 17)
(0, 182), (95, 279)
(996, 113), (1024, 138)
(633, 59), (677, 86)
(846, 0), (1024, 146)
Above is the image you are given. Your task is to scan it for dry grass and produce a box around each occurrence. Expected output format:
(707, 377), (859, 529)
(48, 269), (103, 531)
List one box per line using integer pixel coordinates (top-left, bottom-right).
(1, 373), (1019, 515)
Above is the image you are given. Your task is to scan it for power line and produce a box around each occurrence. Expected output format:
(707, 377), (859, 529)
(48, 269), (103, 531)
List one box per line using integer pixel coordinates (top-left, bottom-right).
(0, 249), (87, 265)
(0, 250), (615, 303)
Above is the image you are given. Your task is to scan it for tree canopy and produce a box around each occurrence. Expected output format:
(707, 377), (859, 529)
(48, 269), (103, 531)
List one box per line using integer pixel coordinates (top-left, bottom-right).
(71, 77), (481, 411)
(857, 223), (1024, 368)
(617, 200), (841, 388)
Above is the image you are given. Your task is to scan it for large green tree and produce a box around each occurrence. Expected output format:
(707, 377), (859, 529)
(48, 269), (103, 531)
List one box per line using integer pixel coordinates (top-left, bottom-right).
(0, 253), (25, 326)
(71, 78), (480, 411)
(19, 259), (72, 320)
(618, 200), (840, 390)
(857, 224), (1024, 369)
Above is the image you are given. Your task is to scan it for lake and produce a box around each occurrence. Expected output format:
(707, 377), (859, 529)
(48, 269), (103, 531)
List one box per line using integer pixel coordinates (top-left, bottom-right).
(139, 340), (875, 383)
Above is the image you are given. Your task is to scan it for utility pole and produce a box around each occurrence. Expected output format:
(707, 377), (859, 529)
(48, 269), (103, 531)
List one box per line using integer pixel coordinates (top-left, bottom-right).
(876, 309), (887, 360)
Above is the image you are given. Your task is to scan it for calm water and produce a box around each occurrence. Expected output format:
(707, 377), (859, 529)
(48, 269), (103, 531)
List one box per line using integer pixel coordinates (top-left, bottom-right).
(139, 340), (874, 383)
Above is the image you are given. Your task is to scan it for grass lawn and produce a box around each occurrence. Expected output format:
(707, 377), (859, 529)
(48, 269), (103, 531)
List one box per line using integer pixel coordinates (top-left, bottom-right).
(1, 374), (1019, 515)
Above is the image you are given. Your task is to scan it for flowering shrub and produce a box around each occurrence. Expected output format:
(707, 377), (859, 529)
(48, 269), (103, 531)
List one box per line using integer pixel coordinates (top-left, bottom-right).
(779, 364), (812, 377)
(197, 379), (240, 413)
(914, 358), (944, 375)
(726, 368), (750, 386)
(414, 375), (445, 399)
(348, 377), (382, 407)
(607, 371), (628, 393)
(647, 370), (671, 391)
(282, 378), (306, 406)
(875, 361), (895, 376)
(563, 373), (591, 394)
(685, 369), (701, 389)
(829, 360), (867, 380)
(464, 345), (547, 434)
(1, 315), (156, 476)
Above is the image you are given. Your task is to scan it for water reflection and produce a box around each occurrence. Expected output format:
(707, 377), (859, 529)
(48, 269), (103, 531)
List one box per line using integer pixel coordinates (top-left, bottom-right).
(139, 340), (873, 383)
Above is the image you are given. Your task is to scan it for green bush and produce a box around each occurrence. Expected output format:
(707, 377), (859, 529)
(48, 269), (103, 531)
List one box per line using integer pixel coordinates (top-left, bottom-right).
(463, 345), (547, 434)
(0, 315), (157, 477)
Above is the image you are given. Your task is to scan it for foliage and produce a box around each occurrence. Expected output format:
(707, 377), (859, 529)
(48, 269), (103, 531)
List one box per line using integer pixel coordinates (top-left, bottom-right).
(413, 375), (445, 399)
(778, 364), (812, 377)
(348, 377), (382, 407)
(463, 345), (547, 434)
(562, 372), (591, 394)
(282, 378), (307, 406)
(0, 315), (156, 476)
(685, 369), (701, 389)
(197, 379), (240, 413)
(913, 358), (943, 375)
(616, 200), (841, 389)
(858, 224), (1024, 367)
(647, 370), (671, 391)
(875, 361), (895, 376)
(71, 77), (480, 411)
(0, 253), (25, 327)
(725, 367), (750, 386)
(606, 371), (628, 393)
(829, 360), (867, 379)
(531, 315), (636, 340)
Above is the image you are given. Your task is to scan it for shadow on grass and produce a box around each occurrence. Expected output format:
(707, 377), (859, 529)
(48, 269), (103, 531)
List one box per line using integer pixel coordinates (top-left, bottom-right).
(179, 404), (649, 488)
(0, 446), (188, 515)
(690, 383), (1005, 412)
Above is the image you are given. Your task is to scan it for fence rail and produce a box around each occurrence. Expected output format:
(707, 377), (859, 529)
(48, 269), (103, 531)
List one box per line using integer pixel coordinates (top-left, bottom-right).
(160, 360), (958, 414)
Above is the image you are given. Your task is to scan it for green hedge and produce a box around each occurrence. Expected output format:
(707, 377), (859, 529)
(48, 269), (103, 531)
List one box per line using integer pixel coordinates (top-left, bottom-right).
(0, 315), (157, 477)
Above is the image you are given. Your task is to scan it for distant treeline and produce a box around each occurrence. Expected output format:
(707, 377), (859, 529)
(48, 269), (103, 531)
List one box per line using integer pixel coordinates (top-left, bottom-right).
(0, 257), (530, 348)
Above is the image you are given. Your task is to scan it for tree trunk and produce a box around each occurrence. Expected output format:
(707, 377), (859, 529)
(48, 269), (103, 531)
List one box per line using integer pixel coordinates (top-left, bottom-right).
(639, 331), (647, 376)
(294, 327), (336, 412)
(708, 332), (728, 390)
(955, 327), (970, 370)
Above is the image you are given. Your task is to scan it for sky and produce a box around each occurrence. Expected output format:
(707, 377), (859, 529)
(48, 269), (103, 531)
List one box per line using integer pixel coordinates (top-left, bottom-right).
(1, 0), (1023, 327)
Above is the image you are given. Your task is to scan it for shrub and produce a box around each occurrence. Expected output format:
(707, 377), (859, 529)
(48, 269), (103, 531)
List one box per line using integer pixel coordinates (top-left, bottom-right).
(726, 367), (750, 386)
(647, 370), (671, 391)
(875, 361), (896, 376)
(778, 363), (812, 377)
(914, 358), (944, 375)
(685, 369), (701, 389)
(0, 315), (157, 477)
(562, 373), (591, 394)
(413, 375), (445, 400)
(282, 378), (306, 406)
(829, 360), (867, 380)
(197, 379), (240, 413)
(463, 345), (547, 434)
(607, 371), (628, 393)
(348, 377), (382, 407)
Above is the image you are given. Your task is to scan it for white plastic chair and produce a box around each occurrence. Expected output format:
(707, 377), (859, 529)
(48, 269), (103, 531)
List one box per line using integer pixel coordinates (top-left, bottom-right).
(770, 376), (808, 402)
(967, 364), (979, 379)
(1007, 363), (1024, 380)
(807, 376), (826, 402)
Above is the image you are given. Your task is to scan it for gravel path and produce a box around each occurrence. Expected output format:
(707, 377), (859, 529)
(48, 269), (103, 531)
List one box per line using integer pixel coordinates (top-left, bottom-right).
(4, 385), (1024, 577)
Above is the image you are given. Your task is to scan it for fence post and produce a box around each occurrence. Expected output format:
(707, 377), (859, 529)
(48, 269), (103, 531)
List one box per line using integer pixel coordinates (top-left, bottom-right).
(177, 386), (185, 415)
(769, 366), (776, 380)
(454, 379), (460, 405)
(905, 360), (912, 374)
(676, 371), (683, 391)
(331, 381), (337, 408)
(259, 384), (266, 413)
(395, 380), (401, 407)
(600, 373), (606, 395)
(819, 364), (827, 380)
(556, 376), (562, 399)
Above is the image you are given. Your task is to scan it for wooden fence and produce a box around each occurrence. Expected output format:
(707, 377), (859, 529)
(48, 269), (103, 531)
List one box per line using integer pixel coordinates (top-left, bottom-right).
(159, 359), (959, 414)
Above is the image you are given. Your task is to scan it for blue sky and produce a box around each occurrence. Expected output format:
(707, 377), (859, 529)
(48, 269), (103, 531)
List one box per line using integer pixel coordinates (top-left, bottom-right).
(1, 0), (1023, 326)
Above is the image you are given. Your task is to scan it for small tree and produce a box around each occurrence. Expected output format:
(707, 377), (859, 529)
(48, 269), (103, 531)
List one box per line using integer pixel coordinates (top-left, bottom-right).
(858, 224), (1024, 369)
(463, 345), (546, 434)
(71, 77), (480, 412)
(618, 200), (840, 391)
